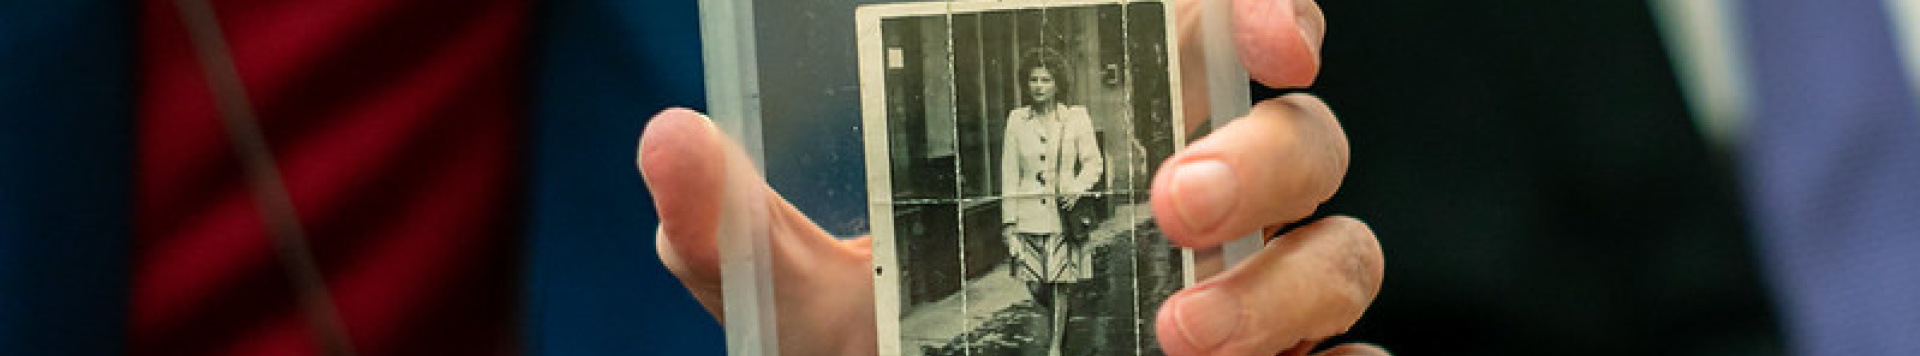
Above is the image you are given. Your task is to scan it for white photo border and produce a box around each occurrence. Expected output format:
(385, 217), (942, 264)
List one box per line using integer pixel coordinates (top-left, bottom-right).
(857, 0), (1190, 355)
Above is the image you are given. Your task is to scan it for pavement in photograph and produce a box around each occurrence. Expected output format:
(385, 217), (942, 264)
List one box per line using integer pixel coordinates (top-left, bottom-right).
(900, 203), (1159, 356)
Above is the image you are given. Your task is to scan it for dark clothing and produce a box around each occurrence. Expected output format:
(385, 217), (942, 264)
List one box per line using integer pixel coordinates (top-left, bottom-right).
(1298, 1), (1780, 355)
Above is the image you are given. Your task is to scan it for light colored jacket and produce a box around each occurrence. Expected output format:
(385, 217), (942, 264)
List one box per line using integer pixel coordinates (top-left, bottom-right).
(1000, 104), (1103, 233)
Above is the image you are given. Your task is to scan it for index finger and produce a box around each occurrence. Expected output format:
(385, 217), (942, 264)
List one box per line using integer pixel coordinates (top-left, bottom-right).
(1155, 216), (1384, 356)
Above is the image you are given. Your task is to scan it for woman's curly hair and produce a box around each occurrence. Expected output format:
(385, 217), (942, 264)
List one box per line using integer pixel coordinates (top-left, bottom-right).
(1019, 47), (1074, 106)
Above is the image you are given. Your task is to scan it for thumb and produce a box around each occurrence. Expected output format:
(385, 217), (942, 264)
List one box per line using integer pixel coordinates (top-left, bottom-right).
(638, 109), (880, 355)
(638, 108), (745, 318)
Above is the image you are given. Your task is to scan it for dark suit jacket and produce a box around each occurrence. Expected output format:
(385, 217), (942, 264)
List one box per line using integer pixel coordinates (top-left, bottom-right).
(1287, 1), (1781, 355)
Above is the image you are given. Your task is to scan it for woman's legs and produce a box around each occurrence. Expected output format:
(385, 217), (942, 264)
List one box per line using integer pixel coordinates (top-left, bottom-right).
(1021, 281), (1054, 356)
(1047, 282), (1073, 356)
(1017, 231), (1086, 355)
(1028, 281), (1052, 309)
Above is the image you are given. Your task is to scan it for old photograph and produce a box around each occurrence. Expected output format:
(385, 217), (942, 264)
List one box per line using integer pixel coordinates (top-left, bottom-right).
(859, 1), (1186, 355)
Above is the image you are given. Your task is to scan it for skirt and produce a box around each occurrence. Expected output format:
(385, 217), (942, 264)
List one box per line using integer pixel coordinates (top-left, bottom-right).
(1007, 231), (1094, 283)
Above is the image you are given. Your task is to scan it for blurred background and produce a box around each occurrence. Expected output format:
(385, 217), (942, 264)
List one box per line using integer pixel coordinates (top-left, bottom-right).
(3, 0), (1915, 355)
(1309, 1), (1774, 354)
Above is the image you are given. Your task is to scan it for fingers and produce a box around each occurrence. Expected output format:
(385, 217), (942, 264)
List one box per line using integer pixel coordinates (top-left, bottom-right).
(1163, 1), (1340, 244)
(1152, 94), (1347, 248)
(1174, 0), (1325, 127)
(1234, 0), (1324, 88)
(1175, 0), (1325, 89)
(639, 108), (734, 317)
(1154, 216), (1385, 356)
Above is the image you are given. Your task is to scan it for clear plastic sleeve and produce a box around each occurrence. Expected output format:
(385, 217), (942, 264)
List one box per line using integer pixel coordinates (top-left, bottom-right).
(697, 0), (1259, 354)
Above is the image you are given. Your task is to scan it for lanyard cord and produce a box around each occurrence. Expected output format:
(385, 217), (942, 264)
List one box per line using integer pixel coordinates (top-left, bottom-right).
(172, 1), (358, 355)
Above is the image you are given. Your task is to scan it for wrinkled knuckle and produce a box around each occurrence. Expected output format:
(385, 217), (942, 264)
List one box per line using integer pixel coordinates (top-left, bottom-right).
(1280, 94), (1347, 155)
(1271, 94), (1349, 195)
(1302, 217), (1381, 317)
(1329, 217), (1385, 295)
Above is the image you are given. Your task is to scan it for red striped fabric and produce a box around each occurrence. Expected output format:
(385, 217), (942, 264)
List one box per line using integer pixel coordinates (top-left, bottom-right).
(133, 1), (527, 355)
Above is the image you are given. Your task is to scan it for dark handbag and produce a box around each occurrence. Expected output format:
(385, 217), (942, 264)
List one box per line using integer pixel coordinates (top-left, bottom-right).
(1059, 193), (1102, 244)
(1050, 114), (1104, 245)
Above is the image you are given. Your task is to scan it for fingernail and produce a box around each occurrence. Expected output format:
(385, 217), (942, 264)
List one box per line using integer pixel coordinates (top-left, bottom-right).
(1172, 160), (1237, 231)
(1294, 0), (1321, 55)
(1174, 287), (1240, 351)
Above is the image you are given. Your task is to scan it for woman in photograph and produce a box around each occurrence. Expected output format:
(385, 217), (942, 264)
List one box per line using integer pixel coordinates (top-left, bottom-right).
(1000, 47), (1104, 356)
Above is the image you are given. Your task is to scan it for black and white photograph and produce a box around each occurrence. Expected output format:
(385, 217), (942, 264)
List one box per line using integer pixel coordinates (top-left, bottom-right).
(858, 1), (1187, 355)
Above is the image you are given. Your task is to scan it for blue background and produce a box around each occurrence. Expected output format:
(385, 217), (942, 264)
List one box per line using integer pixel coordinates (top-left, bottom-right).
(526, 0), (723, 355)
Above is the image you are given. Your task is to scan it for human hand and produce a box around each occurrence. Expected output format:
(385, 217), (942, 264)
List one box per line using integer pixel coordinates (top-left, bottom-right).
(640, 0), (1383, 355)
(1144, 0), (1390, 356)
(1155, 0), (1386, 355)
